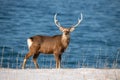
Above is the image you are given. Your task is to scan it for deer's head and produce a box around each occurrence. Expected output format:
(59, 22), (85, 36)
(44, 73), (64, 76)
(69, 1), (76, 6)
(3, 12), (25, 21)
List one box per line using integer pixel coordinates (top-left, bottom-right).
(54, 13), (83, 36)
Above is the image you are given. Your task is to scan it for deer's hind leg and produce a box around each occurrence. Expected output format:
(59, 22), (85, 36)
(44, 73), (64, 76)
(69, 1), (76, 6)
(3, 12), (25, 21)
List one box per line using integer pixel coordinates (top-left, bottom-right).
(33, 53), (40, 69)
(22, 52), (33, 69)
(22, 44), (40, 69)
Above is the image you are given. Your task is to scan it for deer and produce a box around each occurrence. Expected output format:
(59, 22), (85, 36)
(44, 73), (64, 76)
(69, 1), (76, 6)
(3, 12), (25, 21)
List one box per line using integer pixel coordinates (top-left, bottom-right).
(22, 13), (83, 69)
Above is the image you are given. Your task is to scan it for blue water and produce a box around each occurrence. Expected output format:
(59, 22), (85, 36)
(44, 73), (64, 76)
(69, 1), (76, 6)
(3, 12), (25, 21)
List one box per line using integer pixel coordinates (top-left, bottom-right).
(0, 0), (120, 68)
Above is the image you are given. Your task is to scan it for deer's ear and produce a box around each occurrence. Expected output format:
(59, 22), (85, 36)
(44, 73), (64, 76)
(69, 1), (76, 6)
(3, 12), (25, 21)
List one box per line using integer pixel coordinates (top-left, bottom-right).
(70, 27), (75, 32)
(59, 27), (64, 32)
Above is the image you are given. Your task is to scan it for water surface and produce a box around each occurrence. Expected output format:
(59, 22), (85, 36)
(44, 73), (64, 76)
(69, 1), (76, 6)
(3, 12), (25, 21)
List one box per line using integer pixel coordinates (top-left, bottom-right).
(0, 0), (120, 68)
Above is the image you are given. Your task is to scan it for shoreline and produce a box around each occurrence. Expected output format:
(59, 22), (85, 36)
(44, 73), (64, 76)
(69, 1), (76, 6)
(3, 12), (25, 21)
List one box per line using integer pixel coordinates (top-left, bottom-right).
(0, 68), (120, 80)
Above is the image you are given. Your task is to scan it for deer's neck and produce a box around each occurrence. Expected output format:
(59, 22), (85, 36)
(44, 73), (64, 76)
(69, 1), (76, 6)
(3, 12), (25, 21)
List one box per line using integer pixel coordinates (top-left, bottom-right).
(61, 34), (70, 48)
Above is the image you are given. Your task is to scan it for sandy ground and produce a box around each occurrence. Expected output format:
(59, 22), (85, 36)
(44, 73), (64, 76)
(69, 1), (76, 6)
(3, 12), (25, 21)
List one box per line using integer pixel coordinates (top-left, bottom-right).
(0, 68), (120, 80)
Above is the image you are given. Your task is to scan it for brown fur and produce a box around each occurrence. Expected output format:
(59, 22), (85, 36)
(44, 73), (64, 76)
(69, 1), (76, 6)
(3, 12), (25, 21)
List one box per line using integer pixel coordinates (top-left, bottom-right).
(30, 35), (69, 54)
(22, 33), (70, 69)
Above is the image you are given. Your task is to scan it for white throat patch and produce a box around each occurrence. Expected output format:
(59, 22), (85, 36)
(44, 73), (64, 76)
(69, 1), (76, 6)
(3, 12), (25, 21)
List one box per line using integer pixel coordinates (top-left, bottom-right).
(62, 33), (70, 40)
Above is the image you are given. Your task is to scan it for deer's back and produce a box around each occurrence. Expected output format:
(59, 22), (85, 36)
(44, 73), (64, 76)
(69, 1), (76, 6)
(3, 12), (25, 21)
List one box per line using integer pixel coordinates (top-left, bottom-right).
(29, 35), (66, 54)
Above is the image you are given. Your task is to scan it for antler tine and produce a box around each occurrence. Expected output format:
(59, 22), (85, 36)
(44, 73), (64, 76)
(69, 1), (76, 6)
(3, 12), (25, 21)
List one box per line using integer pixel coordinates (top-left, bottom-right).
(54, 13), (61, 28)
(72, 13), (83, 28)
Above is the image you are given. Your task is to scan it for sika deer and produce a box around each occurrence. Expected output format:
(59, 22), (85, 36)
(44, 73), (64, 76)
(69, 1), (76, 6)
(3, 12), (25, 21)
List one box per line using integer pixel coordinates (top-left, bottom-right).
(22, 13), (83, 69)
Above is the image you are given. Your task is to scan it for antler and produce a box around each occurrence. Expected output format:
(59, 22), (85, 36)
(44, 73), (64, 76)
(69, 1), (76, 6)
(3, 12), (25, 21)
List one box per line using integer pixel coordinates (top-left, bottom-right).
(54, 13), (61, 28)
(72, 13), (83, 28)
(54, 13), (83, 28)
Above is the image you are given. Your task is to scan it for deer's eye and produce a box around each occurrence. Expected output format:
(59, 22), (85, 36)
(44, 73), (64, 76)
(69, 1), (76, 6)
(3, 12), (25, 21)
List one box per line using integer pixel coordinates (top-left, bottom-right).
(65, 31), (69, 35)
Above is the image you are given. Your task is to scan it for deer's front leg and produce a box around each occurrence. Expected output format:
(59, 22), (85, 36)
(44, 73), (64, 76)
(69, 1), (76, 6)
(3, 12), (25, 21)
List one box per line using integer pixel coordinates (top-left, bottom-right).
(54, 54), (61, 69)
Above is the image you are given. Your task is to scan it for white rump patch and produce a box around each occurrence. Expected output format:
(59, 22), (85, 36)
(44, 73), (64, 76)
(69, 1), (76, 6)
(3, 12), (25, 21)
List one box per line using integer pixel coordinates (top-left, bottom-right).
(27, 38), (33, 49)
